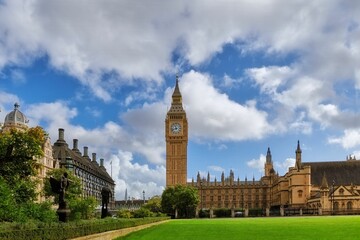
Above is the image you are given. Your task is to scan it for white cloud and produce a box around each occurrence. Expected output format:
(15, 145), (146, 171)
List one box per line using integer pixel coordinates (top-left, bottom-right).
(181, 70), (272, 141)
(247, 154), (265, 174)
(208, 165), (225, 173)
(275, 158), (295, 175)
(1, 0), (359, 105)
(328, 129), (360, 149)
(246, 66), (294, 94)
(105, 150), (165, 200)
(23, 101), (167, 199)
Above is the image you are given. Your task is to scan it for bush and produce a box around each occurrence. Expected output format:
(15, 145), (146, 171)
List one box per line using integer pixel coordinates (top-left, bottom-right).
(199, 209), (210, 218)
(133, 207), (154, 218)
(69, 197), (98, 221)
(116, 209), (133, 218)
(214, 208), (231, 218)
(0, 217), (169, 240)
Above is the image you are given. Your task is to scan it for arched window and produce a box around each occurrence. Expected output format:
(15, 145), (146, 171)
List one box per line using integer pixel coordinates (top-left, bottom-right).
(347, 201), (353, 210)
(334, 202), (339, 210)
(339, 188), (344, 195)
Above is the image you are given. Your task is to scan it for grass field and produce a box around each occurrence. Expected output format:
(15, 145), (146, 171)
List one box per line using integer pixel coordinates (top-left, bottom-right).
(115, 216), (360, 240)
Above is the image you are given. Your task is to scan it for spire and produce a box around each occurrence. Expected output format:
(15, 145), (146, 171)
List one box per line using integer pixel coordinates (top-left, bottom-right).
(296, 140), (302, 154)
(320, 172), (329, 189)
(172, 74), (182, 104)
(295, 140), (302, 171)
(168, 75), (185, 114)
(266, 147), (272, 164)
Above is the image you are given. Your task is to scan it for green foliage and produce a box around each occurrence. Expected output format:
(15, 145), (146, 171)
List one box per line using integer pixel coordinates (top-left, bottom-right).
(0, 127), (45, 181)
(133, 207), (154, 218)
(0, 217), (169, 240)
(43, 168), (83, 204)
(161, 185), (199, 218)
(0, 127), (47, 205)
(0, 177), (18, 222)
(69, 197), (98, 221)
(199, 209), (209, 218)
(44, 168), (96, 221)
(116, 209), (133, 218)
(143, 196), (162, 214)
(0, 127), (55, 222)
(213, 208), (231, 218)
(0, 178), (56, 222)
(19, 201), (57, 223)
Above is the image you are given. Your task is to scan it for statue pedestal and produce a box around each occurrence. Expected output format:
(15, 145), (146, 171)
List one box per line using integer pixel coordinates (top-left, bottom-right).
(57, 207), (70, 222)
(101, 207), (108, 219)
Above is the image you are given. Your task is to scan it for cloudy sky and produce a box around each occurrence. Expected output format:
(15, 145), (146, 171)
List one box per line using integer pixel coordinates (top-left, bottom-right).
(1, 0), (360, 200)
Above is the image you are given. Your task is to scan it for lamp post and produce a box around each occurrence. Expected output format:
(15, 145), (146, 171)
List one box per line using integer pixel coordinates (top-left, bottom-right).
(143, 190), (145, 204)
(332, 180), (335, 215)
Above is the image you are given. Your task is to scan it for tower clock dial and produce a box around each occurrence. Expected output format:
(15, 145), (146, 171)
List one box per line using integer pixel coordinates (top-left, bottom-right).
(171, 122), (181, 134)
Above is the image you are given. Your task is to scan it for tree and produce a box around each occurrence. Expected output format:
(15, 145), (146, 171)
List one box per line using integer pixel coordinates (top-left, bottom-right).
(143, 195), (162, 214)
(161, 185), (199, 218)
(0, 127), (46, 204)
(69, 197), (98, 220)
(0, 127), (59, 222)
(43, 168), (82, 204)
(44, 168), (98, 220)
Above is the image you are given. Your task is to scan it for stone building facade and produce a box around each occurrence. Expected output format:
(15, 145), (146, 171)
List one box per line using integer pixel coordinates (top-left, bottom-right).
(1, 103), (59, 202)
(1, 103), (115, 207)
(52, 128), (115, 207)
(165, 78), (360, 216)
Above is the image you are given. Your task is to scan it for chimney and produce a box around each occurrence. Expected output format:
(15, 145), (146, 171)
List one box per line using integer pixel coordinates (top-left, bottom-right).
(100, 158), (104, 167)
(54, 128), (68, 146)
(59, 128), (65, 141)
(92, 153), (97, 162)
(83, 146), (89, 157)
(73, 139), (78, 150)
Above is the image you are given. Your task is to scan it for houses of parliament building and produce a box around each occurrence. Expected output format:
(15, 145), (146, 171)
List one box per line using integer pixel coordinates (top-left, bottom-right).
(165, 76), (360, 216)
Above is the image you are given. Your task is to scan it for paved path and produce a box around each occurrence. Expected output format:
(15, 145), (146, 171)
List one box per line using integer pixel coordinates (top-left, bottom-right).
(71, 220), (170, 240)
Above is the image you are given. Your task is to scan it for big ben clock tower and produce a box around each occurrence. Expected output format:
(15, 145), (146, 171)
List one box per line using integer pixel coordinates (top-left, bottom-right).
(165, 75), (188, 187)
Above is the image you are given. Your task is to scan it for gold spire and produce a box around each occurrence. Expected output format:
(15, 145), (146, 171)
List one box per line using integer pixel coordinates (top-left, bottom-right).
(172, 74), (182, 102)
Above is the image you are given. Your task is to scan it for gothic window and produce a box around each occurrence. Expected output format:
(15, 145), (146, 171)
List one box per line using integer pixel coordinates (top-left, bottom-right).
(218, 196), (221, 201)
(347, 201), (352, 210)
(334, 202), (339, 210)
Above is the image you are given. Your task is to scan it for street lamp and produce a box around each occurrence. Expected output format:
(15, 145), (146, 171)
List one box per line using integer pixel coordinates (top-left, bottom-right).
(332, 180), (335, 215)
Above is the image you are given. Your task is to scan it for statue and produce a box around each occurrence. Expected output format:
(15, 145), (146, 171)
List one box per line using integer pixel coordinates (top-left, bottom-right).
(101, 186), (112, 218)
(50, 172), (71, 222)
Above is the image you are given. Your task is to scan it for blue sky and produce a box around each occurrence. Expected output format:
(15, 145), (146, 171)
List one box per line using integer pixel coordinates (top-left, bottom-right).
(1, 1), (360, 200)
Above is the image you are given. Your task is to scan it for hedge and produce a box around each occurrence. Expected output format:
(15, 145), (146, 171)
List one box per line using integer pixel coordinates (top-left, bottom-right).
(0, 217), (169, 240)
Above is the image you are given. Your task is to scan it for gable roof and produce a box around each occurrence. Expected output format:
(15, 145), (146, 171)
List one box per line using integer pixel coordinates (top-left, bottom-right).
(303, 160), (360, 186)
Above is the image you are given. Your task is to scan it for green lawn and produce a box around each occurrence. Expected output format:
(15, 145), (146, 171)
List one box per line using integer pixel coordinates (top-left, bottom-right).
(115, 216), (360, 240)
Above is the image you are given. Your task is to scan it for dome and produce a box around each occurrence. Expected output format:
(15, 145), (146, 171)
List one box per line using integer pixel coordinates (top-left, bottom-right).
(3, 103), (29, 129)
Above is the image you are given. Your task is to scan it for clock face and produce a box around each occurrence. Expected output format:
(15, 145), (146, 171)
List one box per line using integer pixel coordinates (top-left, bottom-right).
(171, 123), (181, 134)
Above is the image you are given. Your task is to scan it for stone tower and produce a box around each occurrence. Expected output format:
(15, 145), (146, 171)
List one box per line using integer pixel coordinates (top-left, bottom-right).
(264, 147), (274, 177)
(165, 75), (188, 186)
